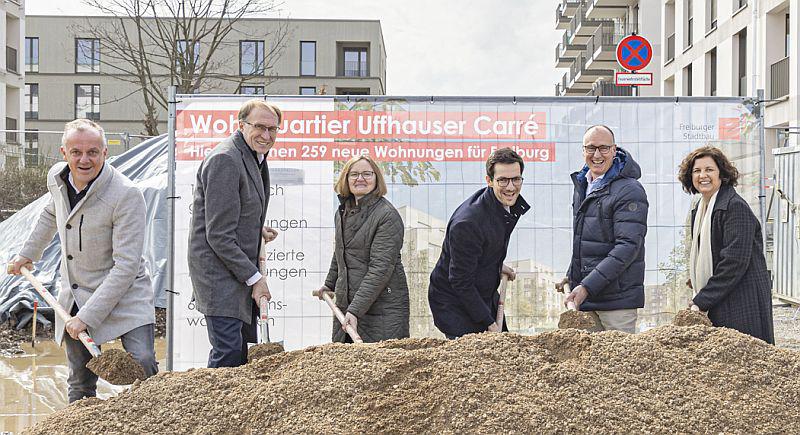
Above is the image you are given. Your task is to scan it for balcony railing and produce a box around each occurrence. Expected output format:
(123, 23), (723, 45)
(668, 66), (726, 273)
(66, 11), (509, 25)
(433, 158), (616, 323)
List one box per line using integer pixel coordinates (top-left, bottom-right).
(343, 61), (368, 77)
(770, 56), (790, 99)
(592, 81), (633, 96)
(586, 23), (635, 60)
(666, 33), (675, 64)
(6, 46), (17, 74)
(570, 54), (584, 81)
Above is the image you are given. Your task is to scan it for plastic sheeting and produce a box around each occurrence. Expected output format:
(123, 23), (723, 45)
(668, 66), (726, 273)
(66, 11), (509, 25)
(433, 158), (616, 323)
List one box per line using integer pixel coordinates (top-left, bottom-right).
(0, 135), (168, 327)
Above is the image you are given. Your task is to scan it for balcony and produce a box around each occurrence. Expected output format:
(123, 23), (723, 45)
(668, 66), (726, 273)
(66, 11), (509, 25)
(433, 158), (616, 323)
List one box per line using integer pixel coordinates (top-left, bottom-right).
(586, 0), (628, 19)
(665, 33), (675, 64)
(568, 2), (614, 45)
(770, 56), (790, 99)
(6, 46), (17, 74)
(560, 0), (582, 16)
(556, 4), (571, 29)
(585, 23), (636, 69)
(570, 53), (614, 86)
(591, 80), (633, 96)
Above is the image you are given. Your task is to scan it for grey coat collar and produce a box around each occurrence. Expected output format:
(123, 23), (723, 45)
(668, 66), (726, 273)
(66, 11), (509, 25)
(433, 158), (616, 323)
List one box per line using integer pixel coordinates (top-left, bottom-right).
(52, 161), (114, 223)
(232, 130), (265, 204)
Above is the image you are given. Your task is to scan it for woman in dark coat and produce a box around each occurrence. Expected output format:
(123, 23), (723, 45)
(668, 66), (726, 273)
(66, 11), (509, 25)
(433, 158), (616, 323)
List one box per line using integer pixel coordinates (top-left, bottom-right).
(678, 146), (774, 343)
(316, 155), (410, 343)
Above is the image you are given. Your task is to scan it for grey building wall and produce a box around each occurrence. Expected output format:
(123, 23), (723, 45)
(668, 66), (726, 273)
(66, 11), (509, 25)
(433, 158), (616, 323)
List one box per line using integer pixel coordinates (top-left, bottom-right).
(24, 15), (387, 161)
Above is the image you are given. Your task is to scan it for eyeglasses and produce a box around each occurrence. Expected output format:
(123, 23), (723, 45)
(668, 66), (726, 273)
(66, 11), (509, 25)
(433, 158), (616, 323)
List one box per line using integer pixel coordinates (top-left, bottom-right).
(242, 120), (279, 135)
(494, 177), (524, 187)
(583, 145), (614, 155)
(348, 171), (375, 180)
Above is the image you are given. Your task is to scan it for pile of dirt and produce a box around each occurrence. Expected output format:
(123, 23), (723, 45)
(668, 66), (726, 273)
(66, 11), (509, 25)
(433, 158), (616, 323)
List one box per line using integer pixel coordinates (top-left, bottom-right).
(86, 349), (146, 385)
(557, 309), (597, 330)
(25, 325), (800, 434)
(673, 308), (713, 327)
(248, 342), (285, 362)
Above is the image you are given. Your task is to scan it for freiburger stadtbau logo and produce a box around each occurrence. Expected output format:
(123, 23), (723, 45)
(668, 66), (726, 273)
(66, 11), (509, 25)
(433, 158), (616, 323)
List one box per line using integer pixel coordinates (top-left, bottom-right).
(175, 110), (555, 163)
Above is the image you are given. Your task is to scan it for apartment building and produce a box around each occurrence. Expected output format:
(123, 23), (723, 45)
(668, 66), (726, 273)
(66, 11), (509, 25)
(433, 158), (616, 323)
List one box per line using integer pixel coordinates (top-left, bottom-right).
(0, 0), (24, 170)
(24, 16), (387, 163)
(555, 0), (662, 96)
(662, 0), (798, 149)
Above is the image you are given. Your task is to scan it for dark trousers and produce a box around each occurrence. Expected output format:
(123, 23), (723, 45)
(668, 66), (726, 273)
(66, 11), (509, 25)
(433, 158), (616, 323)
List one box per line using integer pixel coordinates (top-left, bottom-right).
(205, 303), (257, 368)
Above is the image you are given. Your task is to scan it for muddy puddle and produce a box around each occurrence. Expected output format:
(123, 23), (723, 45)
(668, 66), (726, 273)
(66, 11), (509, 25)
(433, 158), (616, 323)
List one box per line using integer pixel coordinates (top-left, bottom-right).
(1, 338), (166, 433)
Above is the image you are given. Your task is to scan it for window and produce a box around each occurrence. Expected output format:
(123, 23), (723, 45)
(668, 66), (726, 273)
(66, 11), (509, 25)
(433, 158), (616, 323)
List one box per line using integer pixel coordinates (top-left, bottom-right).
(6, 117), (18, 144)
(786, 13), (791, 57)
(737, 29), (747, 96)
(25, 37), (38, 73)
(300, 41), (316, 76)
(336, 87), (370, 95)
(343, 48), (368, 77)
(299, 86), (316, 95)
(240, 40), (265, 76)
(177, 40), (200, 69)
(736, 0), (747, 10)
(685, 0), (693, 48)
(239, 86), (264, 95)
(75, 84), (100, 120)
(684, 64), (693, 96)
(75, 38), (100, 73)
(24, 130), (39, 167)
(708, 49), (717, 96)
(25, 84), (38, 120)
(708, 0), (717, 31)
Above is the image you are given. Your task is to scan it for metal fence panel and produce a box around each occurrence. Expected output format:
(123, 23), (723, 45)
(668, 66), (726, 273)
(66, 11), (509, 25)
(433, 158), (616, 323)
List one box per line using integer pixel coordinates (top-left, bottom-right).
(773, 145), (800, 301)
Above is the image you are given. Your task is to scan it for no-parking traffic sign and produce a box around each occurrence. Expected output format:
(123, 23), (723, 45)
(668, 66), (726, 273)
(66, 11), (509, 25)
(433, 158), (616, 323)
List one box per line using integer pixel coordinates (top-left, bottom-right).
(616, 35), (652, 71)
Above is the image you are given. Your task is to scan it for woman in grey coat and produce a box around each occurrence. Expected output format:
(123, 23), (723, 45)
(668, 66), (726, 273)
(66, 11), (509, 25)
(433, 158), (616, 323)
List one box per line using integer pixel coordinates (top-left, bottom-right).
(316, 155), (410, 343)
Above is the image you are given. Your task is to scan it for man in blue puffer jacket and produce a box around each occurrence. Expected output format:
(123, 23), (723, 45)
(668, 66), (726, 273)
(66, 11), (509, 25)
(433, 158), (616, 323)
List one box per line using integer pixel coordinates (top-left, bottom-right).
(557, 125), (649, 333)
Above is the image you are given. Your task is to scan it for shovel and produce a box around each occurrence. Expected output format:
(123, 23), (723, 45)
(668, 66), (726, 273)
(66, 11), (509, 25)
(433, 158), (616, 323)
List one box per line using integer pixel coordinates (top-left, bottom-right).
(312, 289), (363, 343)
(495, 275), (509, 329)
(248, 244), (285, 359)
(557, 283), (598, 331)
(20, 266), (146, 385)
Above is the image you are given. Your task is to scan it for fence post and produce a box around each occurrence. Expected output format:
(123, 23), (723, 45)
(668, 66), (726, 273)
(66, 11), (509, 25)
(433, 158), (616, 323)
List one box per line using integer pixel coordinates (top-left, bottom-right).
(757, 89), (767, 249)
(166, 86), (177, 371)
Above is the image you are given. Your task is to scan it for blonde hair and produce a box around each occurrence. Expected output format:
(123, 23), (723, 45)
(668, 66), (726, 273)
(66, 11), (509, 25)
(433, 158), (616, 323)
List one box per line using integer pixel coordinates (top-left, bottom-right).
(334, 155), (387, 198)
(238, 98), (283, 123)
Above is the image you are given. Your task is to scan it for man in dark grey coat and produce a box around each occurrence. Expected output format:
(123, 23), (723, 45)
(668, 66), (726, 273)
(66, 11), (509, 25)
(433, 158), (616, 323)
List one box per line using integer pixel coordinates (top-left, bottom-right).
(429, 148), (529, 339)
(188, 99), (280, 367)
(557, 125), (648, 333)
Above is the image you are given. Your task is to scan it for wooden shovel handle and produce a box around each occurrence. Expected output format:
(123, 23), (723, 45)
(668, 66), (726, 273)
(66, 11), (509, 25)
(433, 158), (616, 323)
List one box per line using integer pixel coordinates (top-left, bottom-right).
(495, 275), (509, 327)
(312, 289), (363, 343)
(20, 266), (101, 357)
(563, 283), (577, 311)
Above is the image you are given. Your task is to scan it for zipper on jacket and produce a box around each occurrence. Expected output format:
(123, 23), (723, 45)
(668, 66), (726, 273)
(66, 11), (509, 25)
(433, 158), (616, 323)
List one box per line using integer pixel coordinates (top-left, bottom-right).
(79, 214), (84, 251)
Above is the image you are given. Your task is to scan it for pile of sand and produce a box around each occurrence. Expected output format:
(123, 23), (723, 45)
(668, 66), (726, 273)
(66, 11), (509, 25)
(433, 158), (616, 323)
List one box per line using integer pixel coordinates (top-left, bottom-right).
(25, 325), (800, 434)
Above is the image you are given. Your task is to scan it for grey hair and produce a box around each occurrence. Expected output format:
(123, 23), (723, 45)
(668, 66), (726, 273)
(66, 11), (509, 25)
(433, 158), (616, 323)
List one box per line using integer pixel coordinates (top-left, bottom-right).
(584, 124), (616, 144)
(62, 119), (107, 148)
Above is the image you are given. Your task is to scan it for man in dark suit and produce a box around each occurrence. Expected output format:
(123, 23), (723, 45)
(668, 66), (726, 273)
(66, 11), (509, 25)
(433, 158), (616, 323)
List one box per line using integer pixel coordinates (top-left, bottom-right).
(428, 148), (529, 339)
(188, 99), (280, 367)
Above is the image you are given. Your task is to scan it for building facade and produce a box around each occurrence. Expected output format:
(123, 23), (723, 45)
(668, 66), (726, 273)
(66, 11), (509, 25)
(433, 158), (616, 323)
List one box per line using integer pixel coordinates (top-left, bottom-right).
(555, 0), (663, 96)
(24, 16), (387, 164)
(662, 0), (798, 149)
(0, 0), (24, 170)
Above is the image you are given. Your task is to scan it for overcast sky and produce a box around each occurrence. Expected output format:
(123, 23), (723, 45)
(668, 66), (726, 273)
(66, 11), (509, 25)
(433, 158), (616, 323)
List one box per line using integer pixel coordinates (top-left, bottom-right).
(26, 0), (562, 96)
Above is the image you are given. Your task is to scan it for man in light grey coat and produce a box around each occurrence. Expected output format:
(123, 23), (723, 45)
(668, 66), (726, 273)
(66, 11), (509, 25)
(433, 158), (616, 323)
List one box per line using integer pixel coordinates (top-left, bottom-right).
(188, 99), (280, 368)
(8, 119), (157, 402)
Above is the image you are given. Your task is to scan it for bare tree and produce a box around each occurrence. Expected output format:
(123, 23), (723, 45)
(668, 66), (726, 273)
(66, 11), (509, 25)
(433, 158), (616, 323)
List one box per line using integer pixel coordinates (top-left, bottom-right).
(72, 0), (289, 135)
